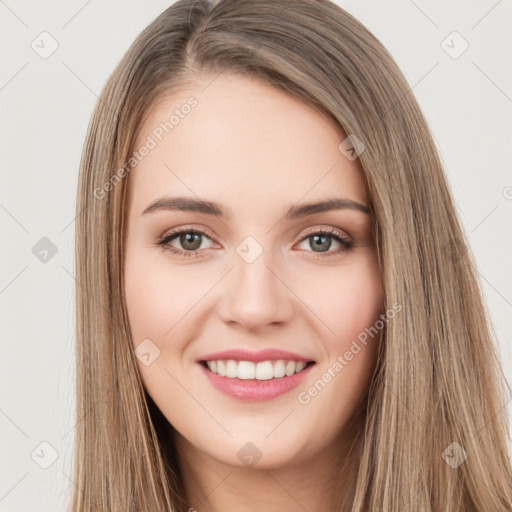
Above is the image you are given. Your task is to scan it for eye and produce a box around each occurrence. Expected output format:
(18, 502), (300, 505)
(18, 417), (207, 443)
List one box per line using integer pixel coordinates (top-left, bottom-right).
(156, 225), (354, 259)
(157, 226), (216, 258)
(295, 227), (354, 258)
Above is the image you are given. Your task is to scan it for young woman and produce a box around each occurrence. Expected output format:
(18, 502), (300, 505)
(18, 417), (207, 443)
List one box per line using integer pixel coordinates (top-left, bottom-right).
(72, 0), (512, 510)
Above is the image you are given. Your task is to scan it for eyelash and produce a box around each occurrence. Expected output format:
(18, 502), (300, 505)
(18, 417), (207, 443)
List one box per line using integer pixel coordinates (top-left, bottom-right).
(156, 225), (354, 259)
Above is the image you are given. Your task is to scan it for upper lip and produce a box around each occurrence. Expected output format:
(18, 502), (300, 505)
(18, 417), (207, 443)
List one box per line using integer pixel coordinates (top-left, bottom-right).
(198, 348), (315, 363)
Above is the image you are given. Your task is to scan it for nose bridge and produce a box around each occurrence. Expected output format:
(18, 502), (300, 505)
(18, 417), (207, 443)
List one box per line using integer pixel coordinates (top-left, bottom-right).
(217, 234), (294, 330)
(237, 246), (278, 297)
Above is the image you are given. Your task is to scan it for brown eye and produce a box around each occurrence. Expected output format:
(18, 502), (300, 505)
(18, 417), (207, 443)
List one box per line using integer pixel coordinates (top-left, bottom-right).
(308, 233), (333, 253)
(157, 228), (216, 257)
(296, 228), (354, 257)
(177, 232), (203, 251)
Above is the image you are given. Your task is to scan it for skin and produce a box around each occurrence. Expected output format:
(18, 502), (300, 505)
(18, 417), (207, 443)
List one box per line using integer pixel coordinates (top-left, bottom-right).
(124, 73), (384, 512)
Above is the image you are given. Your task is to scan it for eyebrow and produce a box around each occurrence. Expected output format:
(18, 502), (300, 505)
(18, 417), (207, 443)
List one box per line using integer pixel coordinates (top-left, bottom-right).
(141, 195), (370, 219)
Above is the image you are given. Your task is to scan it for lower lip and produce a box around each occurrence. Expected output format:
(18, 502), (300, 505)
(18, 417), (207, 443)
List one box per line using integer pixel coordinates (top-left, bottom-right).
(199, 362), (315, 401)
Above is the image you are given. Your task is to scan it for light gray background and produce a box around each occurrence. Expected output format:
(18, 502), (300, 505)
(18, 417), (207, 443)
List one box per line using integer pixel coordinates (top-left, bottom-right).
(1, 1), (511, 510)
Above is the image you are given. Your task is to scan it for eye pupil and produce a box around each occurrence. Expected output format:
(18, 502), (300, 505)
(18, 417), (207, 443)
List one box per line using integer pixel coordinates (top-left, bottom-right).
(180, 232), (202, 250)
(310, 234), (331, 253)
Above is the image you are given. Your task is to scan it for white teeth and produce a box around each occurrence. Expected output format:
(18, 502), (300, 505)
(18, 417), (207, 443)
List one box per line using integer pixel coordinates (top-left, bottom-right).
(238, 361), (255, 380)
(217, 360), (226, 377)
(285, 360), (295, 376)
(225, 359), (238, 378)
(204, 359), (311, 380)
(296, 361), (306, 372)
(273, 360), (286, 378)
(255, 361), (274, 380)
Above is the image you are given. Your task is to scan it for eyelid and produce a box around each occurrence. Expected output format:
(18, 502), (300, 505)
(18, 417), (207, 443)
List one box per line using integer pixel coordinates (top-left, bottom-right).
(160, 224), (218, 242)
(298, 225), (351, 241)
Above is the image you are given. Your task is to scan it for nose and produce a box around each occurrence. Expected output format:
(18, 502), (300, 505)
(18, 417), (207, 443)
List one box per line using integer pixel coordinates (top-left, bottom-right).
(216, 250), (295, 332)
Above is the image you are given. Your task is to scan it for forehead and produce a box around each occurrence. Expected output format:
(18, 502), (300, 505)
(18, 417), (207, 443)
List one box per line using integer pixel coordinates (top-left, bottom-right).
(127, 73), (368, 216)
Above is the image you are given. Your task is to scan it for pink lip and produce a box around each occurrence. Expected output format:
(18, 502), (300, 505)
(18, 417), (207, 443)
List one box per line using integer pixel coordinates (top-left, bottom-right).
(199, 362), (315, 401)
(197, 348), (313, 363)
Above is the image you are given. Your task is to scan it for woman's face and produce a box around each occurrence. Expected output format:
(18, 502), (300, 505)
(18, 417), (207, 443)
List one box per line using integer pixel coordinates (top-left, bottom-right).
(124, 73), (383, 469)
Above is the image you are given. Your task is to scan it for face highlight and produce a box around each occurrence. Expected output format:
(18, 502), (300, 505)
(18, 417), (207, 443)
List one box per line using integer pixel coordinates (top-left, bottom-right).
(123, 73), (383, 473)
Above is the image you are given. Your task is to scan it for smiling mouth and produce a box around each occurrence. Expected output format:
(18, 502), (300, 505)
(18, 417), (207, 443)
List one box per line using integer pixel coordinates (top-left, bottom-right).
(200, 359), (316, 380)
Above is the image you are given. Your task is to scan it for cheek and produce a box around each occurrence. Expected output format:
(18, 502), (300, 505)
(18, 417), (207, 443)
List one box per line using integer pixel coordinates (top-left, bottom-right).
(292, 255), (383, 428)
(124, 252), (197, 350)
(302, 251), (383, 354)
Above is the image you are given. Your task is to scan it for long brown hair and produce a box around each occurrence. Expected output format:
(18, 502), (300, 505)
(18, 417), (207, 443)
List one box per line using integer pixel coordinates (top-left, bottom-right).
(72, 0), (512, 510)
